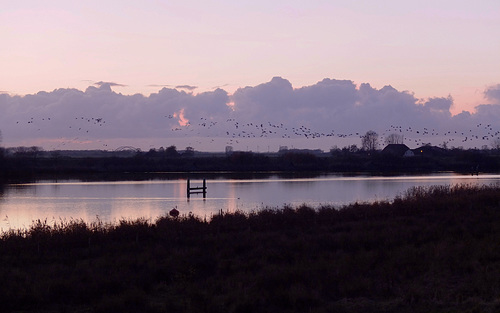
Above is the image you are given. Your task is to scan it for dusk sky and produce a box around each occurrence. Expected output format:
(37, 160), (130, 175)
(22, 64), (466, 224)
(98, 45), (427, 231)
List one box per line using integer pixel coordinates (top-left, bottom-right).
(1, 1), (499, 151)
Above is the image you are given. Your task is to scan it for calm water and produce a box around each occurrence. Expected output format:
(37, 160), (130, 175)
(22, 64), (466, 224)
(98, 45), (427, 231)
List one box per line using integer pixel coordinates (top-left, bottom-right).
(1, 173), (499, 231)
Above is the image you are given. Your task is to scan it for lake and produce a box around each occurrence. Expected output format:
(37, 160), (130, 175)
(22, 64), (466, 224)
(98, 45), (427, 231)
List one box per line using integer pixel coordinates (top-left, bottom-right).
(1, 172), (499, 231)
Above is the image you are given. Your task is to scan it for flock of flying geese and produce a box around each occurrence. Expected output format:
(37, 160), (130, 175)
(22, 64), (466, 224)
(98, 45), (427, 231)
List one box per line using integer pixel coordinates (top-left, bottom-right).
(168, 115), (500, 148)
(17, 116), (108, 149)
(14, 113), (500, 150)
(383, 124), (500, 146)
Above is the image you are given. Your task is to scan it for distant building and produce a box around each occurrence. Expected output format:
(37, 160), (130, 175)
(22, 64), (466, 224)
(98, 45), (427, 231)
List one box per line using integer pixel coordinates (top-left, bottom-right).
(412, 145), (447, 157)
(403, 149), (415, 157)
(382, 144), (413, 157)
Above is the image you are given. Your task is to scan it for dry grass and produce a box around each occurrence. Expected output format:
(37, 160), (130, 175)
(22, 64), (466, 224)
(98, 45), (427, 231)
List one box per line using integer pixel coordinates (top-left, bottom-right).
(1, 184), (500, 312)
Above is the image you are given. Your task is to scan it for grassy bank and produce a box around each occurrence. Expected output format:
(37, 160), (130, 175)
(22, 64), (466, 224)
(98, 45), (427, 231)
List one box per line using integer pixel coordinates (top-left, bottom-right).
(1, 184), (500, 312)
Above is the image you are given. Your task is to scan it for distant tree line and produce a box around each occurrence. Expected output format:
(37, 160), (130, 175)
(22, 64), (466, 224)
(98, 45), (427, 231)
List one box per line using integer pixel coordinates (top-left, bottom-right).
(0, 147), (499, 181)
(1, 128), (500, 179)
(145, 145), (195, 158)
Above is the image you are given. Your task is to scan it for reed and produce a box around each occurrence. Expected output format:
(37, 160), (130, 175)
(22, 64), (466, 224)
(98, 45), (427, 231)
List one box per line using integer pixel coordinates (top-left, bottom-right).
(0, 184), (499, 312)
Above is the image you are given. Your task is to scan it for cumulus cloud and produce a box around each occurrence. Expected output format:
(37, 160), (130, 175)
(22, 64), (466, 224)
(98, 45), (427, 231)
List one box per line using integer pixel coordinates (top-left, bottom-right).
(0, 83), (232, 149)
(485, 84), (500, 103)
(229, 77), (499, 148)
(232, 77), (444, 132)
(424, 96), (453, 112)
(1, 77), (499, 151)
(471, 104), (500, 123)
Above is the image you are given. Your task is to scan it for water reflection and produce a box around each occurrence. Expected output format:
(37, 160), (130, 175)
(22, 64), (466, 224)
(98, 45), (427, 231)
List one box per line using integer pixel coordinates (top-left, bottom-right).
(1, 173), (499, 231)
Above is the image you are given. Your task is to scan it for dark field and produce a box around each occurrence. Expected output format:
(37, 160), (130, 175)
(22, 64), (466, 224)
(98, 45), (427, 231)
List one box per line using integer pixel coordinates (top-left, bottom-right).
(1, 184), (500, 312)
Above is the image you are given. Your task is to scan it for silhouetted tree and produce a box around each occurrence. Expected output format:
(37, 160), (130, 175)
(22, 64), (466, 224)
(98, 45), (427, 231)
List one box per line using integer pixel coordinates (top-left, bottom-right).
(492, 138), (500, 150)
(165, 145), (179, 157)
(384, 133), (404, 145)
(13, 146), (42, 158)
(330, 146), (341, 155)
(362, 130), (379, 151)
(146, 148), (157, 157)
(183, 146), (194, 156)
(341, 144), (359, 154)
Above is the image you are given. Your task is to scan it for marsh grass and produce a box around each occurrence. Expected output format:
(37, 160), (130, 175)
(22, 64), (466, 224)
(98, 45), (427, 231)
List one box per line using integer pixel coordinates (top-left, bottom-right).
(1, 184), (500, 312)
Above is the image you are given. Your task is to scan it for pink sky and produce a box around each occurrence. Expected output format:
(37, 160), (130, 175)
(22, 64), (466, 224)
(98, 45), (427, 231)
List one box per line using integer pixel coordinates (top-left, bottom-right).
(2, 1), (499, 112)
(1, 1), (500, 151)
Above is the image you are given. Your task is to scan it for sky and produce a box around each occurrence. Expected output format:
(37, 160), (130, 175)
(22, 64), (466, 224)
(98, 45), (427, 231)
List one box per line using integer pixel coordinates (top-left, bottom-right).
(1, 1), (499, 152)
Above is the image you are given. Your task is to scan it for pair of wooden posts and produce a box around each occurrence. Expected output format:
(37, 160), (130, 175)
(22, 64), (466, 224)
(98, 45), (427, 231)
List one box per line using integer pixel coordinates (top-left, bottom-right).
(186, 178), (207, 198)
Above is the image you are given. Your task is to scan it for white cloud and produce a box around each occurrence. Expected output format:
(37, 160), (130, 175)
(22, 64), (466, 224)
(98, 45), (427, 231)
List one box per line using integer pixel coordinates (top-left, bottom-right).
(1, 78), (499, 150)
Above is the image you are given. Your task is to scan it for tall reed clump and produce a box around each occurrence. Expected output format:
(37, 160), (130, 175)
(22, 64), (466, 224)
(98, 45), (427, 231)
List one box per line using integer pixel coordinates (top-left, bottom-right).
(0, 184), (499, 312)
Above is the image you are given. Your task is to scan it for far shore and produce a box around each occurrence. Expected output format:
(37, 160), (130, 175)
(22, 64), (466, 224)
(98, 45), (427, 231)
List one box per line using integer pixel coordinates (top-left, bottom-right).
(1, 145), (499, 182)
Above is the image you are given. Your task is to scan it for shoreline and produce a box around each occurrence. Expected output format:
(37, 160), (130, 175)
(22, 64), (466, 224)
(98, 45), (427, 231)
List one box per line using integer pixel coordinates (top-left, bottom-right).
(1, 146), (499, 181)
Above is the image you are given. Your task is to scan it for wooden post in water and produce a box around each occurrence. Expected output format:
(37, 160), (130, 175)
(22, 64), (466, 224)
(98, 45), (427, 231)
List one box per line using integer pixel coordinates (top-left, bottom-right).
(186, 178), (207, 198)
